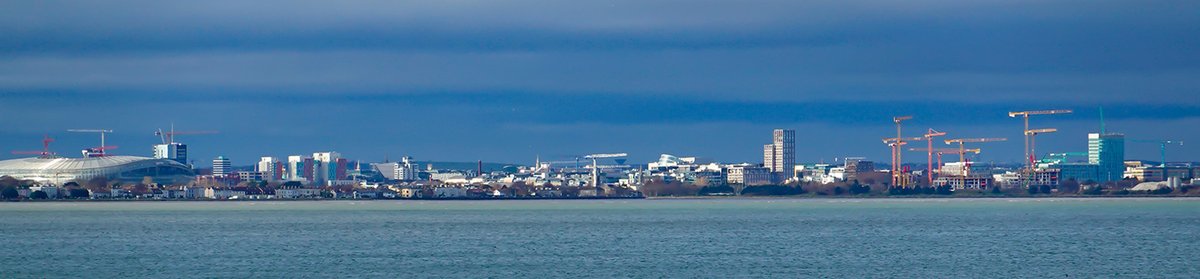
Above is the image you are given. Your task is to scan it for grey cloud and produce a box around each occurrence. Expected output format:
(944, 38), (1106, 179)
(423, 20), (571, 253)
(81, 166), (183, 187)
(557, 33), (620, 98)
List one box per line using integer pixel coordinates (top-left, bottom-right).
(2, 49), (1198, 104)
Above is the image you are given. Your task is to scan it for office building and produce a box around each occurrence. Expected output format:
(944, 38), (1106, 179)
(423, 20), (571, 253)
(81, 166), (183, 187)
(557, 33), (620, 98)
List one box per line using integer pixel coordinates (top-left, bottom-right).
(397, 156), (418, 181)
(313, 152), (348, 186)
(763, 129), (795, 180)
(287, 155), (314, 182)
(153, 143), (188, 166)
(257, 157), (283, 181)
(843, 157), (874, 181)
(212, 156), (231, 177)
(726, 164), (772, 186)
(1088, 133), (1125, 182)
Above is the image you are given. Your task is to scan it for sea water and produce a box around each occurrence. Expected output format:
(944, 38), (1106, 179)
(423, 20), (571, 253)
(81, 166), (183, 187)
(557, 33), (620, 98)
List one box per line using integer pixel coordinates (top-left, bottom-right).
(1, 198), (1197, 278)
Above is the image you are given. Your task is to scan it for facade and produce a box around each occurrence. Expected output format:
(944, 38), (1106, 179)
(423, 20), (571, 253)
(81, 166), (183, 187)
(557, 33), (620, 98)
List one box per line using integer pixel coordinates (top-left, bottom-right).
(1054, 163), (1099, 183)
(286, 155), (314, 182)
(762, 129), (796, 180)
(934, 176), (993, 190)
(396, 156), (417, 180)
(1124, 166), (1195, 182)
(275, 188), (321, 199)
(1088, 133), (1125, 182)
(0, 155), (195, 185)
(843, 158), (874, 181)
(237, 171), (263, 182)
(257, 157), (283, 181)
(312, 152), (347, 186)
(212, 156), (231, 177)
(153, 143), (188, 166)
(726, 165), (772, 186)
(204, 188), (246, 199)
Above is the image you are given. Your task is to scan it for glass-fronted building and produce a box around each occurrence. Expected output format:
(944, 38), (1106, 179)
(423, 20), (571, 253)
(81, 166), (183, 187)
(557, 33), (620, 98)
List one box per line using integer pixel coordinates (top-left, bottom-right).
(1088, 133), (1125, 182)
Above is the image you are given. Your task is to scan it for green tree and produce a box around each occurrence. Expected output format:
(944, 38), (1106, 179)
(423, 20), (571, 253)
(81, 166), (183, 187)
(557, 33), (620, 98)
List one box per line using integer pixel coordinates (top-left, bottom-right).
(30, 190), (48, 199)
(1059, 179), (1081, 194)
(69, 189), (90, 198)
(1, 186), (18, 200)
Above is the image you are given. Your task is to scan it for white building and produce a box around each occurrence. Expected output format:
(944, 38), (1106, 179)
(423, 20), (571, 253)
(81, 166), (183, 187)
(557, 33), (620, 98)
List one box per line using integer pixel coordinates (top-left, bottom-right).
(286, 155), (312, 183)
(204, 188), (246, 199)
(257, 157), (281, 181)
(0, 155), (195, 186)
(275, 188), (321, 199)
(153, 143), (188, 166)
(212, 156), (231, 177)
(312, 152), (343, 186)
(396, 156), (418, 180)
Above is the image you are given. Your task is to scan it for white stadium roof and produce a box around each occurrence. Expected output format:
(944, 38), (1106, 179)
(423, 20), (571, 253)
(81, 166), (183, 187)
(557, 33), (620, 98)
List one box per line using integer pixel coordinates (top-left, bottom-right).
(0, 156), (163, 171)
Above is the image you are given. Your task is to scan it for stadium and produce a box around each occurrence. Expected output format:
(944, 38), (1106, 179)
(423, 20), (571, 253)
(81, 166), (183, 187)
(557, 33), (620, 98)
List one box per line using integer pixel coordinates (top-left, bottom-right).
(0, 155), (195, 186)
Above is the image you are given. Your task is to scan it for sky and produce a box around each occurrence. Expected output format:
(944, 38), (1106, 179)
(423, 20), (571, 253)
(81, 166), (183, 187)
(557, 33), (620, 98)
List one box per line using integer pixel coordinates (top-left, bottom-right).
(1, 0), (1198, 166)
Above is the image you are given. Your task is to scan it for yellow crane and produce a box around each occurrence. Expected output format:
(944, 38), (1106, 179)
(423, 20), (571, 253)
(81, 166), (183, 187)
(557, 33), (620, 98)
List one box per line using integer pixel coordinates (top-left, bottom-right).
(883, 135), (923, 187)
(1008, 110), (1071, 171)
(887, 116), (913, 187)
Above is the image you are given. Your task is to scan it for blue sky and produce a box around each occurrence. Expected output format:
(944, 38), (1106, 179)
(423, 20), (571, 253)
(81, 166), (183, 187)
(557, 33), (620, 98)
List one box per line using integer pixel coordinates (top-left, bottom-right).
(1, 1), (1198, 165)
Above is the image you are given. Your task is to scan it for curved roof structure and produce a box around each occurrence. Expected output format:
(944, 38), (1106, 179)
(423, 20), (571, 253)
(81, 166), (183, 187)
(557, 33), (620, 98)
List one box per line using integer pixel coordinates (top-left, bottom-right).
(0, 155), (195, 185)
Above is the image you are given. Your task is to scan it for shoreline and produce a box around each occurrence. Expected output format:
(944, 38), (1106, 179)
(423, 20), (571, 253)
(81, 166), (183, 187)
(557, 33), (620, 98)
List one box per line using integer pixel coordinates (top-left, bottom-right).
(4, 195), (1199, 202)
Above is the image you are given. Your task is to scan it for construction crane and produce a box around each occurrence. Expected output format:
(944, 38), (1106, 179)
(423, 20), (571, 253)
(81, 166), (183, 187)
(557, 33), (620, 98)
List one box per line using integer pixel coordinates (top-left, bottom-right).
(909, 147), (980, 175)
(1130, 139), (1184, 181)
(583, 153), (627, 187)
(68, 129), (114, 157)
(1008, 109), (1071, 171)
(155, 125), (219, 144)
(11, 135), (57, 158)
(884, 135), (923, 187)
(1024, 128), (1058, 168)
(922, 129), (948, 185)
(944, 138), (1007, 177)
(890, 116), (913, 186)
(536, 160), (586, 172)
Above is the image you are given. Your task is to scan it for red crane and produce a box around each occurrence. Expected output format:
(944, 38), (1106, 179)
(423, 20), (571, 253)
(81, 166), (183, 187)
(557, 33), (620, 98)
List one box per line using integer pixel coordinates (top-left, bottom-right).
(10, 135), (56, 158)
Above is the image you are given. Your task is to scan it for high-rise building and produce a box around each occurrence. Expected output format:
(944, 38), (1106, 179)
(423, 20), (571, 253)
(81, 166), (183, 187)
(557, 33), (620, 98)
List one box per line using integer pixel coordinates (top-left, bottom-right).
(153, 143), (188, 166)
(286, 155), (314, 182)
(212, 156), (231, 177)
(397, 156), (418, 180)
(763, 129), (796, 179)
(762, 144), (776, 168)
(1089, 133), (1125, 182)
(312, 152), (346, 186)
(257, 157), (283, 181)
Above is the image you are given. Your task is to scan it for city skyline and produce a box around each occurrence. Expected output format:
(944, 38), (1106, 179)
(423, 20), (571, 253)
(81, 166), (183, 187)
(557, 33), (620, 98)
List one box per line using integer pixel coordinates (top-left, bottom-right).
(0, 106), (1192, 168)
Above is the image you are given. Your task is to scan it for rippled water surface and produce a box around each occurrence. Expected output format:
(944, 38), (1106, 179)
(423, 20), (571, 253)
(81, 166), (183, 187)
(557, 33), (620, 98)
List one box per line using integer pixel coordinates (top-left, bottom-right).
(1, 198), (1197, 278)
